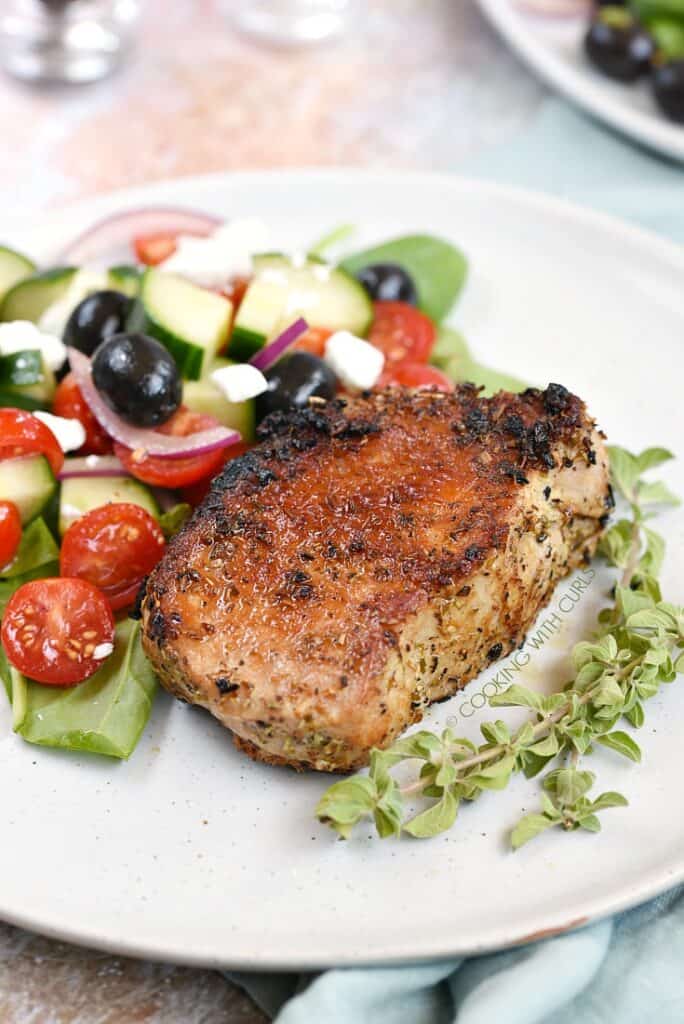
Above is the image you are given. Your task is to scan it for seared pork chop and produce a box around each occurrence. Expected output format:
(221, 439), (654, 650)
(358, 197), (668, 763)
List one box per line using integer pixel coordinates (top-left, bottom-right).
(141, 384), (611, 772)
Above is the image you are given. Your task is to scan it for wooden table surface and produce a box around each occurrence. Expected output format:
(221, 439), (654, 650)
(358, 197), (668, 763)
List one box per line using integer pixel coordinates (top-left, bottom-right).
(0, 1), (545, 1020)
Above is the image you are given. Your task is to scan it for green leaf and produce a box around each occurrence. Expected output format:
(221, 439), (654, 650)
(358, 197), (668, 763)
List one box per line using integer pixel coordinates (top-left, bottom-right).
(316, 775), (378, 838)
(640, 528), (666, 577)
(470, 753), (516, 790)
(158, 503), (193, 539)
(625, 701), (645, 728)
(637, 481), (680, 507)
(489, 684), (543, 711)
(340, 235), (468, 322)
(593, 677), (625, 708)
(15, 620), (158, 759)
(599, 519), (633, 569)
(404, 788), (459, 838)
(615, 586), (655, 620)
(636, 448), (674, 473)
(434, 327), (527, 395)
(596, 731), (642, 763)
(0, 349), (43, 388)
(544, 768), (595, 805)
(435, 757), (458, 789)
(0, 644), (11, 703)
(526, 731), (560, 757)
(480, 719), (511, 746)
(511, 813), (557, 850)
(10, 666), (27, 730)
(308, 223), (355, 258)
(578, 813), (602, 833)
(373, 776), (404, 839)
(590, 790), (629, 811)
(607, 446), (640, 501)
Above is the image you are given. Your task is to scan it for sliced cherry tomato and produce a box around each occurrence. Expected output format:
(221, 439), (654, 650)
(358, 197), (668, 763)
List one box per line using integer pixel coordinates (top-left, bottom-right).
(0, 408), (64, 476)
(53, 372), (114, 456)
(291, 326), (332, 358)
(0, 501), (22, 571)
(133, 232), (178, 266)
(1, 578), (115, 686)
(180, 441), (251, 506)
(378, 361), (454, 392)
(368, 301), (436, 366)
(114, 407), (232, 489)
(60, 503), (166, 612)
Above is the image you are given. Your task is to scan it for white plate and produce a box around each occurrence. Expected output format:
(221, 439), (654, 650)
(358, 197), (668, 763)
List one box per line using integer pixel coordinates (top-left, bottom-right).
(1, 171), (684, 969)
(477, 0), (684, 163)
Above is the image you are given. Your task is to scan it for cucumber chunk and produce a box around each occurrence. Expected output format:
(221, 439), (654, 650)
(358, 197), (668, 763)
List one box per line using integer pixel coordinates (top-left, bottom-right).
(229, 253), (372, 359)
(0, 267), (77, 324)
(108, 264), (141, 298)
(59, 475), (160, 536)
(129, 269), (233, 381)
(0, 455), (56, 524)
(0, 350), (56, 410)
(0, 245), (36, 305)
(183, 362), (255, 440)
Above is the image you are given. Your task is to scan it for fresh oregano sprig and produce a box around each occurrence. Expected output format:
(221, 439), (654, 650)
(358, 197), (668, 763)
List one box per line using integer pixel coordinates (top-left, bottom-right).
(315, 446), (683, 847)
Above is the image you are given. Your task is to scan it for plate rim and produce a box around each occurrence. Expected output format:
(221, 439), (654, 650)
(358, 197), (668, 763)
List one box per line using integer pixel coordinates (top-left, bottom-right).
(476, 0), (684, 164)
(2, 168), (684, 969)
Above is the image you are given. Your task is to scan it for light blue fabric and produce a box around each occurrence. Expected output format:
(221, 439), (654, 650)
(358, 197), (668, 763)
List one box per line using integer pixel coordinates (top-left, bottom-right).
(226, 100), (684, 1023)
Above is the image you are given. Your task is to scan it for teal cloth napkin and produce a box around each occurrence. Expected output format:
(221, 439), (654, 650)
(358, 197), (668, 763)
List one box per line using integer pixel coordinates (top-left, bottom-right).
(226, 100), (684, 1023)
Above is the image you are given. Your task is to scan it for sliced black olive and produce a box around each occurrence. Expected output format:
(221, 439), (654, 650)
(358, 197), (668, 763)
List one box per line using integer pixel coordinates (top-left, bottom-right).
(355, 263), (418, 305)
(653, 58), (684, 122)
(92, 332), (181, 428)
(63, 290), (132, 357)
(585, 7), (654, 81)
(255, 352), (337, 423)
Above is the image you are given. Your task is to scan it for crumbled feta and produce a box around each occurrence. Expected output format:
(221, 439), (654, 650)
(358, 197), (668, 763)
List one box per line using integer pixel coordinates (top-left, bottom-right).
(0, 320), (67, 373)
(33, 411), (86, 453)
(210, 363), (268, 403)
(161, 218), (270, 287)
(38, 270), (108, 338)
(324, 331), (385, 391)
(92, 642), (114, 661)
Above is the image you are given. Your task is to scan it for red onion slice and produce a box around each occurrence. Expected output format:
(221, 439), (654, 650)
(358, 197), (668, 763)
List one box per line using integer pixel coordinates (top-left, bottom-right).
(58, 455), (127, 480)
(68, 348), (242, 459)
(60, 207), (222, 264)
(249, 317), (309, 372)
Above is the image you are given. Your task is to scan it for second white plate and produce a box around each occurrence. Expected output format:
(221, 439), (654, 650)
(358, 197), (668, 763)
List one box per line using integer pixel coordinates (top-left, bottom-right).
(478, 0), (684, 163)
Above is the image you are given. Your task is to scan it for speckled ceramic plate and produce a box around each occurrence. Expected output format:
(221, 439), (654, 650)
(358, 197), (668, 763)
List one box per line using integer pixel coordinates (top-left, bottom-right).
(477, 0), (684, 163)
(1, 171), (683, 968)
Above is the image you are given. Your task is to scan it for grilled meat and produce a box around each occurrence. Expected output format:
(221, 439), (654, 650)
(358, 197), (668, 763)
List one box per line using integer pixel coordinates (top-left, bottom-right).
(141, 384), (611, 772)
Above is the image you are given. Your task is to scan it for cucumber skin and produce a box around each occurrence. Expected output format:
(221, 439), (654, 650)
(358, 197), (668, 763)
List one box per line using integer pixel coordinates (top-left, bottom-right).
(59, 475), (160, 536)
(227, 325), (266, 362)
(128, 299), (205, 380)
(0, 455), (57, 525)
(0, 267), (77, 323)
(0, 245), (36, 304)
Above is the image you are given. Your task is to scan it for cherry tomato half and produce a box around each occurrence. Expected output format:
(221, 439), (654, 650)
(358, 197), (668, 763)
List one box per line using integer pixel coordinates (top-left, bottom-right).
(368, 301), (436, 366)
(1, 578), (115, 686)
(60, 503), (166, 612)
(0, 501), (22, 572)
(291, 326), (332, 358)
(133, 232), (178, 266)
(378, 361), (454, 392)
(114, 408), (232, 489)
(0, 408), (64, 476)
(53, 372), (114, 456)
(180, 441), (251, 507)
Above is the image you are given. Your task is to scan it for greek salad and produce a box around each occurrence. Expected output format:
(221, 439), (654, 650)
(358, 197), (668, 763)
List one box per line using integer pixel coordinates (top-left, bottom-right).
(0, 208), (520, 761)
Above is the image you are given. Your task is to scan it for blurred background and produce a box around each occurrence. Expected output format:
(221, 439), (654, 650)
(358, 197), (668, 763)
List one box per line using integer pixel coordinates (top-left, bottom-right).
(0, 1), (545, 211)
(0, 2), (544, 1022)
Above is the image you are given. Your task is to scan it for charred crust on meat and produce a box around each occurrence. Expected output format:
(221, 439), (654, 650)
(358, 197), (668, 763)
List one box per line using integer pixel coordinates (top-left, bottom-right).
(216, 677), (239, 695)
(487, 642), (503, 661)
(605, 484), (615, 509)
(129, 576), (148, 620)
(543, 486), (552, 500)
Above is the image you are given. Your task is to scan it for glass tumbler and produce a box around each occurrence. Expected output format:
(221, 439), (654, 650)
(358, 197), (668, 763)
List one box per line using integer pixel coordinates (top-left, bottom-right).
(0, 0), (140, 84)
(225, 0), (357, 46)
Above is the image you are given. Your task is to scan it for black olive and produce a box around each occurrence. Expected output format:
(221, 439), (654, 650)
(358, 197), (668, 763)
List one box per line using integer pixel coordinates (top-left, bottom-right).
(92, 333), (182, 428)
(63, 290), (132, 357)
(355, 263), (418, 305)
(585, 8), (654, 81)
(653, 59), (684, 122)
(255, 352), (337, 423)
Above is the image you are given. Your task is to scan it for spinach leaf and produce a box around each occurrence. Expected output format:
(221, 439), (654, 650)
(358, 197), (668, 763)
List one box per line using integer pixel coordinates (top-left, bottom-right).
(0, 518), (59, 618)
(0, 644), (10, 703)
(431, 326), (527, 396)
(14, 620), (158, 759)
(340, 235), (468, 323)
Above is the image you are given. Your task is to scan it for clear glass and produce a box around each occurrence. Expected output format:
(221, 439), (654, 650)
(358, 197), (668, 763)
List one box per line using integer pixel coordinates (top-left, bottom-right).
(0, 0), (140, 84)
(225, 0), (356, 47)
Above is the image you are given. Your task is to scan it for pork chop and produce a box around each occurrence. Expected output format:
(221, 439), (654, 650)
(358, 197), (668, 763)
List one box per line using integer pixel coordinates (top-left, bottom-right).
(140, 384), (611, 772)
